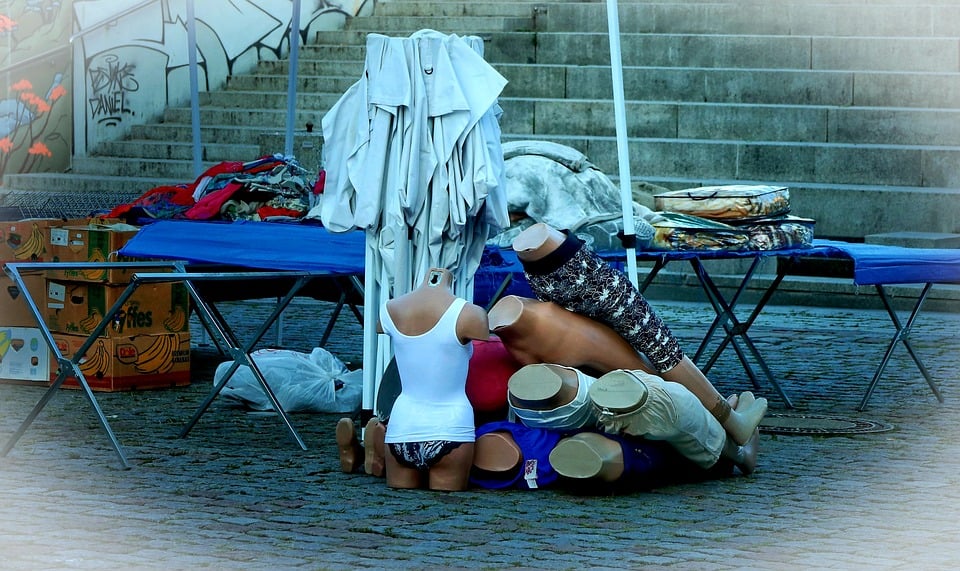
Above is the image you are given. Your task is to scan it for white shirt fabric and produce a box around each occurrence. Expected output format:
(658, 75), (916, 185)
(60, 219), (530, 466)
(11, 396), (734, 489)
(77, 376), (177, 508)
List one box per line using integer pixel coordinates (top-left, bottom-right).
(381, 297), (476, 443)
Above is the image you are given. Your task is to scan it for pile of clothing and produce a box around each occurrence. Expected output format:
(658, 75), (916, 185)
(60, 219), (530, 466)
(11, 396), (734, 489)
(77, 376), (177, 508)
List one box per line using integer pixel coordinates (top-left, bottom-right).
(107, 155), (316, 224)
(649, 185), (815, 251)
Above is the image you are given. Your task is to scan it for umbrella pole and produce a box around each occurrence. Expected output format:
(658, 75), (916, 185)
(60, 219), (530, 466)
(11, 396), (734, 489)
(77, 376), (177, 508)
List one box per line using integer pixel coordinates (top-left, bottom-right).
(361, 238), (380, 414)
(606, 0), (640, 289)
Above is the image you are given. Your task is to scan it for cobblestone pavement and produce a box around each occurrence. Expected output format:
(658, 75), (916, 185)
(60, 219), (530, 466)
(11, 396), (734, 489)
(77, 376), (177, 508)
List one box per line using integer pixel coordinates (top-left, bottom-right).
(1, 296), (958, 570)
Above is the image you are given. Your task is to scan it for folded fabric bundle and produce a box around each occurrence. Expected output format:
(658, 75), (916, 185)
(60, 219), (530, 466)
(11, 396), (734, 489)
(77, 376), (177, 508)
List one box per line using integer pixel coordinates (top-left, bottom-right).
(648, 212), (814, 251)
(654, 185), (791, 222)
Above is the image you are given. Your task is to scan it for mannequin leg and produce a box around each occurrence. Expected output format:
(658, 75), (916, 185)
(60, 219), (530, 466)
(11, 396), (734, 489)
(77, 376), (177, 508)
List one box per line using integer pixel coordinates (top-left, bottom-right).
(427, 443), (475, 492)
(335, 417), (362, 473)
(720, 428), (759, 475)
(661, 356), (767, 445)
(385, 450), (422, 489)
(363, 417), (386, 477)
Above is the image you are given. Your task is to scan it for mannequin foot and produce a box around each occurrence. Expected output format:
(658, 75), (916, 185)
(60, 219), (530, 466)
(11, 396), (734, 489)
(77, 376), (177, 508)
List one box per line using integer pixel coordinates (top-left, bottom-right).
(735, 428), (760, 475)
(363, 417), (386, 477)
(335, 417), (362, 473)
(736, 391), (755, 410)
(727, 393), (739, 409)
(549, 432), (625, 482)
(723, 394), (768, 445)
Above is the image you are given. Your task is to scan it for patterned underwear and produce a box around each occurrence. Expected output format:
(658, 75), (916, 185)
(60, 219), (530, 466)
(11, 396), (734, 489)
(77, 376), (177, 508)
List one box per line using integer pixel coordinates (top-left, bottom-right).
(521, 233), (684, 373)
(388, 440), (465, 472)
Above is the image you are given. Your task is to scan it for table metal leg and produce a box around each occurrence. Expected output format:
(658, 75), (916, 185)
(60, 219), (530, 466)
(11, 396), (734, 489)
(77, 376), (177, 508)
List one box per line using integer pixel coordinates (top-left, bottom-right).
(858, 283), (942, 411)
(689, 258), (794, 408)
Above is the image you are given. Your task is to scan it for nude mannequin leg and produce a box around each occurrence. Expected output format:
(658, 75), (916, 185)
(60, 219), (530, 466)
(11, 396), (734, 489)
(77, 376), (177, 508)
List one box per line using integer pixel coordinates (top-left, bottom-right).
(427, 443), (475, 491)
(363, 417), (386, 477)
(473, 431), (523, 476)
(384, 452), (422, 489)
(335, 417), (363, 473)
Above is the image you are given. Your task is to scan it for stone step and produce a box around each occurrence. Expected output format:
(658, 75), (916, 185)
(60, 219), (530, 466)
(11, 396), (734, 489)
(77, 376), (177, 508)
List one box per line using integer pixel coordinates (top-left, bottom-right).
(540, 2), (960, 37)
(0, 173), (176, 197)
(309, 30), (960, 72)
(346, 15), (537, 33)
(501, 133), (960, 189)
(160, 107), (324, 130)
(94, 140), (260, 163)
(264, 58), (960, 109)
(865, 231), (960, 249)
(169, 95), (960, 147)
(199, 90), (345, 111)
(224, 73), (358, 95)
(70, 157), (198, 181)
(127, 124), (293, 146)
(374, 2), (546, 18)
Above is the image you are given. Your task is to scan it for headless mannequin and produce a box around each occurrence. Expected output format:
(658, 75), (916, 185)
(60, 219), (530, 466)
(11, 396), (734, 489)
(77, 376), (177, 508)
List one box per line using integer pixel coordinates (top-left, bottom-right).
(489, 295), (656, 376)
(473, 431), (523, 477)
(513, 222), (767, 445)
(507, 363), (598, 430)
(377, 268), (488, 491)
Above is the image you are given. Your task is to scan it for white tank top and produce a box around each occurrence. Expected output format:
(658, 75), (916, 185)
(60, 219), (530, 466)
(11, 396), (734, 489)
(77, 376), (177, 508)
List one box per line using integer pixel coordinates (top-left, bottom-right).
(381, 297), (476, 443)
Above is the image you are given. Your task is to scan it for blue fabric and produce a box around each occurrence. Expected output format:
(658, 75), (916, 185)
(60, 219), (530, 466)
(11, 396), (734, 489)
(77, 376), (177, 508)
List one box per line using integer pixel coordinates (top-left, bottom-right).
(805, 239), (960, 286)
(119, 220), (366, 275)
(119, 221), (960, 290)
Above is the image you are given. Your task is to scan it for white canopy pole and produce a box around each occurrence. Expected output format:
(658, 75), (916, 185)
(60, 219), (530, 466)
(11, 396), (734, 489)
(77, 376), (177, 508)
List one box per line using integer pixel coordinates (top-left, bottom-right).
(606, 0), (639, 289)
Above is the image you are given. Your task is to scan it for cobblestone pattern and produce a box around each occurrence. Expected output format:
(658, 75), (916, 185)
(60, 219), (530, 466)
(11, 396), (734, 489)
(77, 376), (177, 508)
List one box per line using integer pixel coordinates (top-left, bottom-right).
(1, 297), (958, 570)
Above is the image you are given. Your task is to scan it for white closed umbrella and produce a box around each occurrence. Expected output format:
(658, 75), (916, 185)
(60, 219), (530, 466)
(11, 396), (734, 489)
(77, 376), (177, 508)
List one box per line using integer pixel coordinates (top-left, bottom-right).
(314, 30), (508, 413)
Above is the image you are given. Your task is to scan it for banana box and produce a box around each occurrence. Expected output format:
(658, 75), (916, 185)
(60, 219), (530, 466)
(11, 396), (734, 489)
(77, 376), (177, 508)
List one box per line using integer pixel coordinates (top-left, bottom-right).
(44, 279), (190, 338)
(51, 331), (191, 391)
(0, 218), (76, 263)
(0, 272), (46, 327)
(45, 224), (141, 284)
(0, 327), (50, 384)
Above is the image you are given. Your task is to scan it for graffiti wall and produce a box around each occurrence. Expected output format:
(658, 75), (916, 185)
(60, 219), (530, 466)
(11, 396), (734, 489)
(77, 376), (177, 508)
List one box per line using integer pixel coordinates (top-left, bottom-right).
(1, 0), (371, 181)
(0, 0), (74, 178)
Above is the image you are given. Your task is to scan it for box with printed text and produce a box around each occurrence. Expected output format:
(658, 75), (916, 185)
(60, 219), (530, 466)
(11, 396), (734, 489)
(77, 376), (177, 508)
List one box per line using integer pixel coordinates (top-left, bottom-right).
(51, 331), (191, 391)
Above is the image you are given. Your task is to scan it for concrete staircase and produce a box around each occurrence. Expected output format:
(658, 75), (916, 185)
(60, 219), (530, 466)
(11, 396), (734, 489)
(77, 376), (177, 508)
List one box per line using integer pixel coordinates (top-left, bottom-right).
(2, 0), (959, 305)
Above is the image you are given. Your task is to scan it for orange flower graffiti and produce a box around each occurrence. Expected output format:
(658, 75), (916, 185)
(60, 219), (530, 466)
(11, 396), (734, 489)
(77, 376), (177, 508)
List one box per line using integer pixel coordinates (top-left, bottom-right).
(0, 138), (13, 153)
(0, 15), (16, 33)
(27, 142), (52, 158)
(11, 79), (32, 91)
(50, 85), (67, 101)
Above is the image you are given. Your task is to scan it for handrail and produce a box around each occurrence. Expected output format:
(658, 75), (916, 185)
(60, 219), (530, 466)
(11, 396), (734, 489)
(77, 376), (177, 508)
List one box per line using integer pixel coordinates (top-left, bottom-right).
(0, 0), (158, 76)
(0, 46), (70, 75)
(68, 0), (159, 43)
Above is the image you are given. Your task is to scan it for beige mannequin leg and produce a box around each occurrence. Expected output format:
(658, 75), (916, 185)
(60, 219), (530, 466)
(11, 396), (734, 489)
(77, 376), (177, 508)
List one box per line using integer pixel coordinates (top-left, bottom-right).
(427, 443), (476, 492)
(661, 356), (767, 445)
(507, 363), (580, 410)
(473, 431), (523, 475)
(335, 418), (362, 473)
(363, 417), (386, 477)
(549, 432), (625, 482)
(385, 449), (422, 489)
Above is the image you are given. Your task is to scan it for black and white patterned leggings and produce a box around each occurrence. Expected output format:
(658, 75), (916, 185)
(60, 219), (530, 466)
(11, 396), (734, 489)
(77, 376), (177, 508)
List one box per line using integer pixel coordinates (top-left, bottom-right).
(521, 234), (684, 373)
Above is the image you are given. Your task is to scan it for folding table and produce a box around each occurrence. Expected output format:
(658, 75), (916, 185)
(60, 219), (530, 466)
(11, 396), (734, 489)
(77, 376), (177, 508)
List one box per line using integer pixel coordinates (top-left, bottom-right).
(2, 221), (367, 467)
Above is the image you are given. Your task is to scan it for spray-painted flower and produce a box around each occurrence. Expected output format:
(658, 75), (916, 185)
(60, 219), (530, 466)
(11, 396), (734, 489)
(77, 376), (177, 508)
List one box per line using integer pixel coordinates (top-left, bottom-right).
(0, 15), (16, 33)
(0, 137), (12, 153)
(49, 85), (67, 101)
(27, 142), (52, 157)
(11, 79), (32, 92)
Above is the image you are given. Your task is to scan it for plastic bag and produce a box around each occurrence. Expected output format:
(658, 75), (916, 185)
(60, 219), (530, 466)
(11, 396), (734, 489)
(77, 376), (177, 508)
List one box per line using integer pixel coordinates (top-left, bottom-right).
(214, 347), (361, 413)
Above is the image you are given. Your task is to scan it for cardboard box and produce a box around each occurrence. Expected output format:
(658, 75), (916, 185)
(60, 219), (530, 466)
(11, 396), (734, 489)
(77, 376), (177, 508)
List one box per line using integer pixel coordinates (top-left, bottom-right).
(0, 272), (47, 327)
(0, 327), (50, 383)
(52, 331), (191, 391)
(0, 218), (71, 263)
(45, 279), (190, 338)
(45, 224), (141, 284)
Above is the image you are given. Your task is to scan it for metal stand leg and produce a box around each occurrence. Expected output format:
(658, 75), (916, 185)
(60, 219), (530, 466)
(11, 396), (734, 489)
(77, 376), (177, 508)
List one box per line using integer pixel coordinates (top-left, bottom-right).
(689, 258), (794, 408)
(858, 283), (942, 411)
